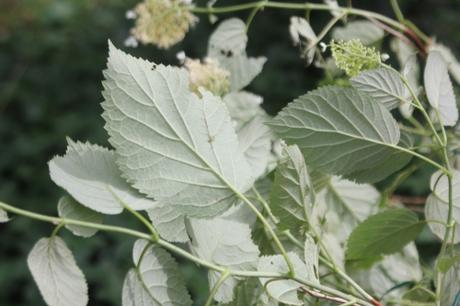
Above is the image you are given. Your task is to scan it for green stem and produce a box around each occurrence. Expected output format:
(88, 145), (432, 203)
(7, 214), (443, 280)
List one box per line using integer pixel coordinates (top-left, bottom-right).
(0, 200), (372, 305)
(390, 0), (404, 23)
(251, 186), (278, 224)
(205, 269), (231, 306)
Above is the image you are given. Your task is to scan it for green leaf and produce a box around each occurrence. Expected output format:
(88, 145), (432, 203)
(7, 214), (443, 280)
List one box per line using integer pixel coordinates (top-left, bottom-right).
(350, 243), (422, 303)
(430, 43), (460, 85)
(304, 234), (319, 284)
(0, 208), (8, 223)
(346, 208), (424, 260)
(238, 116), (273, 179)
(257, 252), (310, 305)
(219, 278), (277, 306)
(424, 50), (459, 126)
(57, 196), (104, 238)
(147, 204), (188, 243)
(438, 261), (460, 306)
(223, 91), (265, 130)
(437, 253), (460, 273)
(187, 218), (260, 303)
(207, 19), (266, 91)
(269, 145), (312, 233)
(426, 170), (460, 243)
(27, 237), (88, 306)
(401, 286), (436, 306)
(351, 68), (406, 110)
(49, 139), (156, 214)
(270, 86), (402, 181)
(122, 239), (192, 306)
(289, 16), (317, 65)
(331, 20), (384, 45)
(102, 42), (254, 218)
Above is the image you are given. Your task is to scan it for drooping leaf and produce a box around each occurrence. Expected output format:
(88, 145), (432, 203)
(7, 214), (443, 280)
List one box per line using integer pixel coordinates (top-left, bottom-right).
(122, 239), (192, 306)
(425, 170), (460, 243)
(257, 253), (309, 305)
(238, 116), (273, 179)
(186, 218), (260, 303)
(208, 18), (247, 58)
(57, 196), (104, 238)
(270, 86), (402, 181)
(351, 68), (406, 110)
(269, 145), (312, 233)
(430, 43), (460, 85)
(207, 19), (266, 91)
(346, 208), (424, 260)
(351, 243), (422, 303)
(49, 139), (156, 214)
(27, 237), (88, 306)
(102, 42), (254, 218)
(304, 234), (319, 284)
(438, 261), (460, 306)
(0, 208), (8, 223)
(424, 50), (459, 126)
(331, 20), (384, 45)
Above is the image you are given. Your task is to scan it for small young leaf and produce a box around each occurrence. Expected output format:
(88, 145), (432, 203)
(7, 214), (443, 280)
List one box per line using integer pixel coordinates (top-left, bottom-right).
(49, 139), (156, 214)
(103, 42), (254, 218)
(187, 218), (260, 303)
(351, 68), (406, 110)
(0, 208), (9, 223)
(269, 145), (312, 233)
(122, 239), (192, 306)
(437, 253), (460, 273)
(27, 237), (88, 306)
(346, 209), (424, 260)
(438, 261), (460, 306)
(257, 253), (309, 305)
(331, 20), (384, 45)
(208, 18), (247, 58)
(270, 86), (402, 182)
(289, 16), (317, 65)
(57, 196), (104, 238)
(424, 50), (459, 126)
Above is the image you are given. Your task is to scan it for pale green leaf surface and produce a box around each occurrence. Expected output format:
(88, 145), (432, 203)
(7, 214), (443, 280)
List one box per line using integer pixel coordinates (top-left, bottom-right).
(424, 50), (458, 126)
(430, 43), (460, 84)
(27, 237), (88, 306)
(49, 139), (156, 214)
(223, 91), (265, 129)
(208, 18), (247, 58)
(331, 20), (384, 45)
(438, 261), (460, 306)
(270, 86), (401, 180)
(147, 204), (188, 243)
(122, 239), (192, 306)
(351, 68), (406, 110)
(304, 235), (319, 284)
(102, 42), (254, 218)
(218, 55), (266, 92)
(219, 278), (277, 306)
(346, 208), (424, 260)
(186, 218), (260, 303)
(238, 116), (273, 179)
(0, 208), (8, 223)
(57, 196), (104, 238)
(257, 253), (308, 305)
(269, 145), (312, 232)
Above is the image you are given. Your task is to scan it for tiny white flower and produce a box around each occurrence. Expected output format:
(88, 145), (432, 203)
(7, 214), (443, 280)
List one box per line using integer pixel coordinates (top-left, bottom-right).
(176, 51), (186, 63)
(125, 10), (136, 20)
(124, 36), (138, 48)
(320, 42), (328, 52)
(381, 53), (390, 61)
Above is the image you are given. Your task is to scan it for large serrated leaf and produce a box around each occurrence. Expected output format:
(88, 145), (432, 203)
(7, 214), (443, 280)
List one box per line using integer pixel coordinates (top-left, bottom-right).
(270, 86), (401, 181)
(122, 239), (192, 306)
(186, 218), (260, 303)
(49, 139), (156, 214)
(257, 253), (309, 305)
(424, 50), (459, 126)
(57, 196), (104, 238)
(27, 237), (88, 306)
(102, 42), (254, 218)
(269, 145), (312, 233)
(346, 208), (424, 260)
(351, 68), (406, 110)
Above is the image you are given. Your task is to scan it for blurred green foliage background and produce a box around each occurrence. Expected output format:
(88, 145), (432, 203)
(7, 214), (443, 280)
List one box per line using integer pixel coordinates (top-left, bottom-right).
(1, 0), (460, 305)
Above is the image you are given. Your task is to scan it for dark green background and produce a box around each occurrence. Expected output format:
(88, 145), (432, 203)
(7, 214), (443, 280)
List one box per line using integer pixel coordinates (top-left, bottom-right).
(1, 0), (459, 305)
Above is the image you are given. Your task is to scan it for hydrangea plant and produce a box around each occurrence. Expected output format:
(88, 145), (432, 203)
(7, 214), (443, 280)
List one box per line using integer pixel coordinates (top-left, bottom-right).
(1, 1), (460, 306)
